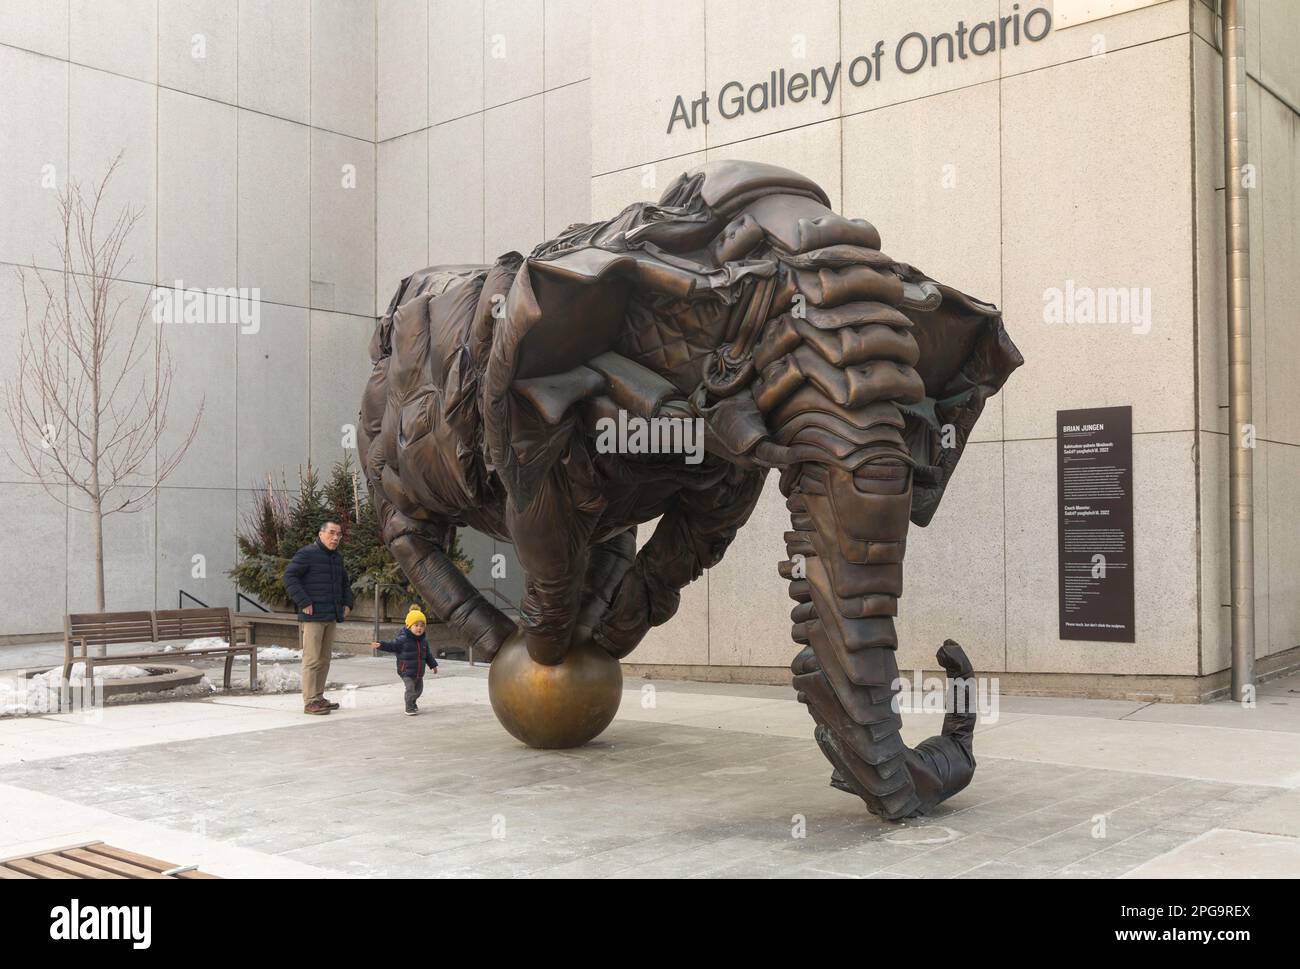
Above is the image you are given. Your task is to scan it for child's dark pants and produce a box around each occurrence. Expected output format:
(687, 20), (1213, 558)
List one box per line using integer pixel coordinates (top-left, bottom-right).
(402, 675), (424, 712)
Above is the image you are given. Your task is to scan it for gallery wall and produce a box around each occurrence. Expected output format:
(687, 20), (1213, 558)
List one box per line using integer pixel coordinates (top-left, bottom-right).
(1, 1), (1295, 689)
(1, 0), (378, 634)
(586, 0), (1300, 682)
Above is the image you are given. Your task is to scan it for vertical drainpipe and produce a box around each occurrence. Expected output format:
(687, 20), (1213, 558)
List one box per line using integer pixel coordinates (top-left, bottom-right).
(1221, 0), (1255, 701)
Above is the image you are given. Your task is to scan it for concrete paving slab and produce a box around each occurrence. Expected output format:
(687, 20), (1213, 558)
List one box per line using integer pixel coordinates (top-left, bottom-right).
(0, 782), (333, 877)
(1220, 788), (1300, 838)
(45, 698), (282, 729)
(1122, 827), (1300, 878)
(659, 699), (816, 738)
(993, 695), (1154, 719)
(1258, 670), (1300, 697)
(0, 705), (313, 765)
(2, 666), (1299, 877)
(974, 714), (1300, 787)
(1121, 693), (1300, 733)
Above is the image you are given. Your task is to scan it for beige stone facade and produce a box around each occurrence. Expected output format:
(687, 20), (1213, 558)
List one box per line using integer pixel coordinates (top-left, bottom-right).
(582, 0), (1300, 694)
(1, 1), (1295, 699)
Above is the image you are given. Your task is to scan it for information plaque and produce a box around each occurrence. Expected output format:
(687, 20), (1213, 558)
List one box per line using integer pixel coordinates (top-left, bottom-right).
(1057, 406), (1135, 642)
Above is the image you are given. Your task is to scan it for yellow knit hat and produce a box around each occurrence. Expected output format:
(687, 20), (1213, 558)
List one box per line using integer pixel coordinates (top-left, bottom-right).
(405, 606), (427, 628)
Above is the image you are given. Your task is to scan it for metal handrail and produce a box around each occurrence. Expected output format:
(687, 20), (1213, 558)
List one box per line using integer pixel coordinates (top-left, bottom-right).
(235, 592), (270, 613)
(369, 581), (408, 639)
(178, 590), (210, 609)
(365, 581), (477, 666)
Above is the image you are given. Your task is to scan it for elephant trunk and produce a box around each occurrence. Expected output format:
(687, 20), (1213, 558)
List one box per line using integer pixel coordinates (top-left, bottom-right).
(748, 265), (977, 818)
(780, 452), (922, 820)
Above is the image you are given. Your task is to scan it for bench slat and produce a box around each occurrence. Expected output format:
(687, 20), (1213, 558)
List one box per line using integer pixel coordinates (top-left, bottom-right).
(84, 647), (253, 664)
(67, 624), (156, 632)
(35, 853), (128, 879)
(155, 608), (233, 638)
(0, 866), (34, 879)
(83, 843), (183, 873)
(62, 848), (168, 879)
(68, 611), (154, 623)
(68, 627), (156, 640)
(7, 858), (77, 879)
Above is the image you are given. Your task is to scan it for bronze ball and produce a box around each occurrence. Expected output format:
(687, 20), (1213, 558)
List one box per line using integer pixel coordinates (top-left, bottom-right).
(487, 631), (623, 749)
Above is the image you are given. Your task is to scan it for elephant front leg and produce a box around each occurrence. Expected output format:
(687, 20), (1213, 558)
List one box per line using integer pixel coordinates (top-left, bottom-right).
(505, 460), (605, 665)
(385, 521), (517, 661)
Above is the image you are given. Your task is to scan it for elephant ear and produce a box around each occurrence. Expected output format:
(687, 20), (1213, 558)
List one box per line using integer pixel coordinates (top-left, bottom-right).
(480, 168), (787, 511)
(480, 230), (719, 511)
(893, 263), (1024, 527)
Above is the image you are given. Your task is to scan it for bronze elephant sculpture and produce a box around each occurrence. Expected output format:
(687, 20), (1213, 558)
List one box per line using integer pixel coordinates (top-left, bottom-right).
(358, 161), (1022, 820)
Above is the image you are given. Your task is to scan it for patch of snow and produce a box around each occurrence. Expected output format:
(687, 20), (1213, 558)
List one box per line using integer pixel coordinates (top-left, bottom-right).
(257, 665), (301, 693)
(0, 663), (219, 717)
(165, 638), (302, 663)
(0, 674), (55, 716)
(240, 645), (302, 663)
(0, 662), (156, 710)
(164, 636), (231, 652)
(127, 676), (216, 704)
(66, 663), (156, 680)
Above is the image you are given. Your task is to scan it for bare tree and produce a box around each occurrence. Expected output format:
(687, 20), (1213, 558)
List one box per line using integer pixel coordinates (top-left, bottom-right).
(4, 155), (203, 612)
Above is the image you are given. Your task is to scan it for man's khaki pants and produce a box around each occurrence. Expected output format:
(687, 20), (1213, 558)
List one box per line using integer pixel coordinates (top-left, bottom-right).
(301, 622), (336, 705)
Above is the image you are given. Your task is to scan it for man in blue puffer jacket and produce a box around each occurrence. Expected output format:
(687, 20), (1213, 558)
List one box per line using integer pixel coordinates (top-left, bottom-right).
(371, 607), (439, 716)
(284, 519), (354, 715)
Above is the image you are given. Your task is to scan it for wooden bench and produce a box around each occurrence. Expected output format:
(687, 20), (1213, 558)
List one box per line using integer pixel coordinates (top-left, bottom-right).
(63, 607), (258, 693)
(241, 610), (301, 646)
(0, 841), (220, 879)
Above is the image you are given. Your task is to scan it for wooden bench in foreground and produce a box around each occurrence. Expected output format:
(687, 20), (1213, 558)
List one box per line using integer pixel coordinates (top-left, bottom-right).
(0, 842), (220, 879)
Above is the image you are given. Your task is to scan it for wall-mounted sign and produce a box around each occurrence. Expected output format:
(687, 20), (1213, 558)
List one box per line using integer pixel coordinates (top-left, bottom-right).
(667, 6), (1054, 133)
(1057, 406), (1135, 643)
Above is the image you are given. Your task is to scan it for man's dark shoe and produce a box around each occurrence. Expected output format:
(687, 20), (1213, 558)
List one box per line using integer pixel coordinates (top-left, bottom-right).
(404, 707), (418, 716)
(304, 699), (331, 715)
(320, 697), (340, 710)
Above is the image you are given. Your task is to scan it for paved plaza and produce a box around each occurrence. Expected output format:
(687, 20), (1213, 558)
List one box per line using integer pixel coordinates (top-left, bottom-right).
(1, 649), (1298, 879)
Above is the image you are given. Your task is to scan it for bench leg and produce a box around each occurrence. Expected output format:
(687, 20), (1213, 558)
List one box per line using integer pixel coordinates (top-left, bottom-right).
(249, 648), (258, 692)
(61, 654), (73, 712)
(223, 653), (234, 691)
